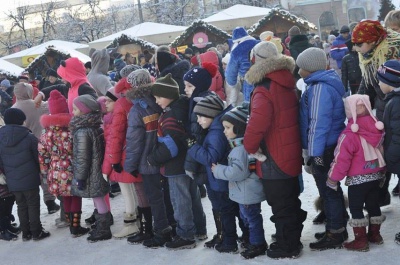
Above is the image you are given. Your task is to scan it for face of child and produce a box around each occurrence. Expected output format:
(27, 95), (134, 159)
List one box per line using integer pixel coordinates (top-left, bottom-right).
(154, 95), (173, 109)
(105, 98), (115, 113)
(72, 103), (82, 117)
(379, 80), (394, 94)
(222, 62), (227, 71)
(354, 42), (376, 54)
(222, 121), (236, 140)
(197, 115), (213, 129)
(184, 81), (196, 98)
(298, 68), (311, 79)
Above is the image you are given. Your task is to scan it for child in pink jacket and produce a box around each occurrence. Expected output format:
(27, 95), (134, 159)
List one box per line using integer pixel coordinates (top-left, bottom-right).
(327, 94), (386, 252)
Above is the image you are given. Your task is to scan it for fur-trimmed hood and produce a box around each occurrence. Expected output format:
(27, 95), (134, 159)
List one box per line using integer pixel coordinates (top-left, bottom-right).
(40, 113), (71, 128)
(245, 55), (296, 85)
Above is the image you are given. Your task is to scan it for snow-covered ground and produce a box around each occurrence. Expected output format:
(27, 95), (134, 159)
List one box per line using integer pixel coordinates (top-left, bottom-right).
(0, 172), (399, 265)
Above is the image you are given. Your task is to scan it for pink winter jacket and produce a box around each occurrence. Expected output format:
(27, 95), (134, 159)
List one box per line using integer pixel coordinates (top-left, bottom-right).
(328, 115), (385, 182)
(199, 51), (226, 100)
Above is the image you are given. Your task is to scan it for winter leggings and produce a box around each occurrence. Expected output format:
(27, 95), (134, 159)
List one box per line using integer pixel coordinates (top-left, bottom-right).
(63, 196), (82, 213)
(348, 180), (382, 219)
(119, 183), (138, 214)
(133, 182), (149, 208)
(93, 196), (109, 214)
(0, 196), (15, 218)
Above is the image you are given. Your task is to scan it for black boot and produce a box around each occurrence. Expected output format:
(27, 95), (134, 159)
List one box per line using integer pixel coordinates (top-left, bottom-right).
(315, 228), (348, 240)
(0, 217), (18, 241)
(32, 228), (50, 241)
(87, 212), (112, 242)
(309, 230), (346, 250)
(45, 200), (60, 214)
(85, 209), (97, 225)
(70, 212), (90, 238)
(204, 210), (223, 248)
(5, 216), (20, 235)
(142, 226), (172, 248)
(266, 242), (302, 259)
(127, 207), (153, 244)
(240, 242), (268, 259)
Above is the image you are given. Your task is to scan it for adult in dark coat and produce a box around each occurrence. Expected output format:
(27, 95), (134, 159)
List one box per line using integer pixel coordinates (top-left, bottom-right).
(341, 40), (362, 95)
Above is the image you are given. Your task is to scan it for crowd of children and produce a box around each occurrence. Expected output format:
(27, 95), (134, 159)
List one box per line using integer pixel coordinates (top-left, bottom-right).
(2, 15), (400, 262)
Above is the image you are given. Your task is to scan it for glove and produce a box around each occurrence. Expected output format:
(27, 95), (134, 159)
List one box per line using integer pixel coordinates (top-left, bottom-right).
(302, 149), (312, 174)
(326, 178), (338, 191)
(312, 156), (324, 167)
(186, 136), (196, 148)
(112, 163), (123, 173)
(0, 173), (6, 185)
(130, 170), (139, 178)
(102, 174), (108, 182)
(76, 179), (86, 191)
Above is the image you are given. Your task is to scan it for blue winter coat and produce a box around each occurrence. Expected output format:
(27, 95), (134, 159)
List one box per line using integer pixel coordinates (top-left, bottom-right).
(225, 39), (259, 102)
(187, 105), (233, 192)
(213, 142), (265, 205)
(299, 69), (346, 156)
(0, 125), (41, 192)
(330, 35), (350, 69)
(124, 95), (163, 175)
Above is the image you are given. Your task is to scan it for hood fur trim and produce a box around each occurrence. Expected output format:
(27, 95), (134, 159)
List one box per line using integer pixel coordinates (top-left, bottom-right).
(245, 55), (295, 85)
(40, 113), (71, 128)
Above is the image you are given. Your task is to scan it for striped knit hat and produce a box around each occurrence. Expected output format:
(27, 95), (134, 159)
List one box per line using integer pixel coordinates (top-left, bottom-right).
(151, 73), (179, 100)
(193, 94), (224, 118)
(221, 106), (248, 137)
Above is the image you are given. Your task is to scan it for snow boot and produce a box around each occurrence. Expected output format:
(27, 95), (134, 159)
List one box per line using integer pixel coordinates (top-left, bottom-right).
(368, 215), (385, 244)
(204, 210), (223, 248)
(45, 200), (60, 214)
(32, 228), (50, 241)
(113, 212), (139, 239)
(343, 218), (369, 252)
(0, 217), (18, 241)
(142, 226), (172, 248)
(165, 236), (196, 250)
(69, 212), (90, 238)
(87, 212), (112, 242)
(240, 242), (268, 259)
(127, 207), (153, 244)
(85, 209), (97, 225)
(266, 241), (302, 259)
(309, 228), (346, 251)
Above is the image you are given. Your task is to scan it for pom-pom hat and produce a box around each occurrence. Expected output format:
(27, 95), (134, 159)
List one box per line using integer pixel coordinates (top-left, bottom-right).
(344, 94), (384, 132)
(183, 62), (217, 93)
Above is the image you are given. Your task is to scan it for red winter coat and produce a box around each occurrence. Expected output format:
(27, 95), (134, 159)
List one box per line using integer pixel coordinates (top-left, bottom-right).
(244, 55), (302, 179)
(103, 97), (142, 183)
(38, 113), (73, 196)
(199, 51), (226, 100)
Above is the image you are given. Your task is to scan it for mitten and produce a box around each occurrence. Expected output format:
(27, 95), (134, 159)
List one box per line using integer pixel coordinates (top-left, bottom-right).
(186, 136), (197, 148)
(326, 178), (338, 191)
(112, 163), (123, 173)
(76, 179), (86, 191)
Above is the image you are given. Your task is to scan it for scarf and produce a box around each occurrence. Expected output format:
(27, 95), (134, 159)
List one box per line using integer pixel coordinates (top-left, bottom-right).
(359, 136), (386, 168)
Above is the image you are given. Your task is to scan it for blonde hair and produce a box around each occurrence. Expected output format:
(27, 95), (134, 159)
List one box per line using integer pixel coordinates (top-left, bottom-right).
(384, 10), (400, 29)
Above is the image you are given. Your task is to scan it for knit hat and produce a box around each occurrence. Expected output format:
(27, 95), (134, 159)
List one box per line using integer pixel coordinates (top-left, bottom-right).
(296, 47), (327, 73)
(46, 69), (58, 78)
(48, 90), (68, 115)
(344, 94), (384, 132)
(73, 94), (100, 114)
(340, 25), (350, 33)
(232, 27), (249, 42)
(4, 108), (26, 125)
(185, 48), (193, 55)
(288, 26), (301, 37)
(183, 62), (217, 93)
(221, 106), (248, 137)
(0, 79), (10, 88)
(151, 73), (179, 100)
(106, 87), (121, 102)
(120, 64), (140, 78)
(351, 20), (387, 44)
(377, 59), (400, 88)
(127, 69), (152, 89)
(193, 94), (224, 118)
(156, 51), (177, 73)
(249, 41), (281, 65)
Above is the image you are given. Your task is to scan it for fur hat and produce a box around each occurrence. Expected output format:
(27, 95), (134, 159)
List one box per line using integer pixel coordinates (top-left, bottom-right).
(46, 69), (58, 78)
(183, 62), (217, 93)
(193, 94), (224, 118)
(377, 59), (400, 88)
(340, 25), (350, 34)
(296, 47), (327, 73)
(106, 87), (121, 102)
(259, 31), (274, 41)
(0, 79), (10, 88)
(288, 26), (301, 37)
(73, 94), (100, 114)
(127, 69), (152, 89)
(232, 27), (249, 43)
(48, 90), (68, 115)
(344, 94), (384, 132)
(4, 108), (26, 125)
(120, 64), (140, 78)
(250, 41), (281, 65)
(221, 105), (248, 137)
(151, 73), (179, 100)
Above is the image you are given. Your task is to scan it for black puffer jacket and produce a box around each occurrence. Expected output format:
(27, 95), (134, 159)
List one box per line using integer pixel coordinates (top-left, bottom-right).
(70, 113), (109, 198)
(0, 125), (41, 192)
(341, 51), (362, 89)
(289, 35), (313, 80)
(160, 60), (190, 95)
(383, 90), (400, 174)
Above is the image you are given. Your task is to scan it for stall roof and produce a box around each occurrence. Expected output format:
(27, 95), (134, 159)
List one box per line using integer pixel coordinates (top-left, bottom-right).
(0, 58), (24, 78)
(203, 4), (272, 22)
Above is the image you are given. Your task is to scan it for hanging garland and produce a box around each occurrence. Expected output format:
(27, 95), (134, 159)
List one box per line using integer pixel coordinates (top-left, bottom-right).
(26, 46), (71, 74)
(106, 34), (158, 51)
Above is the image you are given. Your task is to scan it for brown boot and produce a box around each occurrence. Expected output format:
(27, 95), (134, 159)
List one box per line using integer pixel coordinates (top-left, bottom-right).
(70, 212), (90, 238)
(368, 215), (385, 244)
(343, 218), (369, 252)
